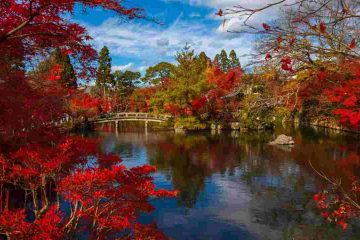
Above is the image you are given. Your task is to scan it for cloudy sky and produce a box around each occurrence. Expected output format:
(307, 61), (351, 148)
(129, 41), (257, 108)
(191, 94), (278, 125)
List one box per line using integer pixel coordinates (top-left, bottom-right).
(74, 0), (282, 73)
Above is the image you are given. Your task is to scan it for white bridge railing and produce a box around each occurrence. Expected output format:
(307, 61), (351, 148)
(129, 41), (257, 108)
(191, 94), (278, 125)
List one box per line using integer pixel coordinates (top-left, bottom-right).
(90, 112), (172, 123)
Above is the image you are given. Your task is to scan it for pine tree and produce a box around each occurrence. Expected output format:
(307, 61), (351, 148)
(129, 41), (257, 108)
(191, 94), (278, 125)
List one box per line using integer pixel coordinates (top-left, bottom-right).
(113, 70), (141, 98)
(219, 49), (231, 72)
(229, 49), (241, 69)
(96, 46), (114, 98)
(198, 51), (210, 67)
(214, 54), (220, 65)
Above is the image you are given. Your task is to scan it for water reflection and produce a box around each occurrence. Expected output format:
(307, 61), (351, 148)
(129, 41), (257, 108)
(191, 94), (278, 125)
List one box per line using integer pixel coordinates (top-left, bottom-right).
(97, 124), (360, 239)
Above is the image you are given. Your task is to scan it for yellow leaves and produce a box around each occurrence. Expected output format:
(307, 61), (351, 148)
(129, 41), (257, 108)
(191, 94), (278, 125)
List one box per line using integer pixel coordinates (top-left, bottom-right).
(282, 80), (299, 91)
(261, 69), (277, 81)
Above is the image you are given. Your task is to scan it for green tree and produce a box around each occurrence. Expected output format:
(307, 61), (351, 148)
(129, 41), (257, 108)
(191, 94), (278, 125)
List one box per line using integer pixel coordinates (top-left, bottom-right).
(219, 49), (231, 72)
(113, 70), (141, 111)
(198, 51), (210, 66)
(151, 45), (209, 115)
(214, 54), (220, 65)
(229, 49), (241, 69)
(142, 62), (175, 86)
(113, 70), (141, 98)
(36, 48), (77, 88)
(96, 46), (113, 98)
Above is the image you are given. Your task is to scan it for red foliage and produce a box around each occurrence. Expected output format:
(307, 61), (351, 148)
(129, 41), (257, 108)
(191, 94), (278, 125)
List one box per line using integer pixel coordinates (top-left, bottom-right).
(317, 71), (328, 81)
(57, 164), (177, 238)
(0, 0), (177, 239)
(191, 96), (207, 111)
(0, 0), (142, 79)
(289, 36), (296, 46)
(205, 66), (243, 120)
(349, 39), (356, 49)
(265, 53), (272, 60)
(262, 23), (271, 31)
(69, 91), (101, 117)
(319, 22), (326, 33)
(312, 177), (360, 231)
(164, 103), (182, 116)
(129, 87), (157, 112)
(280, 56), (293, 72)
(0, 206), (63, 239)
(322, 62), (360, 129)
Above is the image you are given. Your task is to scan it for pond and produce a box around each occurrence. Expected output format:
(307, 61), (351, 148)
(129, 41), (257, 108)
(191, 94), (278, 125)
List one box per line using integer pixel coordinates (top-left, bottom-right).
(94, 124), (360, 240)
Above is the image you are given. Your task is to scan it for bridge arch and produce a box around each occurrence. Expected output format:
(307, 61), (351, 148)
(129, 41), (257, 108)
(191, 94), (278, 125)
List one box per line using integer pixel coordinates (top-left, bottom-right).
(89, 112), (172, 131)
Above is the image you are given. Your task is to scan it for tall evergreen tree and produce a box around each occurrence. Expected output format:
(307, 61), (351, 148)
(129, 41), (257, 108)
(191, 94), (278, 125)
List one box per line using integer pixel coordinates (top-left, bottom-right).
(229, 49), (241, 69)
(96, 46), (113, 97)
(214, 54), (220, 65)
(219, 49), (231, 72)
(36, 48), (77, 88)
(198, 51), (210, 67)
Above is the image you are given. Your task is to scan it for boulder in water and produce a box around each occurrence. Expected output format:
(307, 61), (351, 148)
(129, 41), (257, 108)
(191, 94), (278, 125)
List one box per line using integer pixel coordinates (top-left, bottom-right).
(269, 134), (294, 145)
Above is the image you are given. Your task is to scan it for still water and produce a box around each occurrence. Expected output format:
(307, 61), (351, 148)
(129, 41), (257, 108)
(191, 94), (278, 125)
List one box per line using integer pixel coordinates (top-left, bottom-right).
(96, 124), (360, 240)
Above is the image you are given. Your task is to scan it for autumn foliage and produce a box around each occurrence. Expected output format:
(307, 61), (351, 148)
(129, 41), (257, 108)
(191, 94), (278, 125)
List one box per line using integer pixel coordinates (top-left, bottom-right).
(0, 0), (177, 239)
(313, 176), (360, 231)
(322, 62), (360, 129)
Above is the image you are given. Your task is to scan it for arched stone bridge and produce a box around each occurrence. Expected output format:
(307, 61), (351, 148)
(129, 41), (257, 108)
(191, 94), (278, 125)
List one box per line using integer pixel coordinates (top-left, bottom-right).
(90, 112), (172, 128)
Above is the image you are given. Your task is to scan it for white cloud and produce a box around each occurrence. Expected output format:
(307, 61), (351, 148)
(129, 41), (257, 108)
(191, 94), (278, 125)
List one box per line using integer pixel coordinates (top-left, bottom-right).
(164, 0), (281, 9)
(85, 17), (253, 69)
(111, 62), (134, 72)
(166, 0), (288, 32)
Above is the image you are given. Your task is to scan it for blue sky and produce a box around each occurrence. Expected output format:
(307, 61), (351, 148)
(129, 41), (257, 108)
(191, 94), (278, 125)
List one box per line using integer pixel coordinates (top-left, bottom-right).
(73, 0), (281, 74)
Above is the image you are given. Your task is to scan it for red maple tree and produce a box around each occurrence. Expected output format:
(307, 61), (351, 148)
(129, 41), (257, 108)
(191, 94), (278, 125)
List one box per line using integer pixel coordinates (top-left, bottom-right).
(0, 0), (177, 239)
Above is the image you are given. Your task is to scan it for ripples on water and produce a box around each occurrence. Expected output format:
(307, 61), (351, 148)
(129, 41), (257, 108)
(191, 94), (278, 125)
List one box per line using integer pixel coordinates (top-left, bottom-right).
(94, 124), (360, 240)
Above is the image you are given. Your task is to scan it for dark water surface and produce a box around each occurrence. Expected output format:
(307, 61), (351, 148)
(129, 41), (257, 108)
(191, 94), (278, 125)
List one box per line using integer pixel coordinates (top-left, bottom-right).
(96, 125), (360, 240)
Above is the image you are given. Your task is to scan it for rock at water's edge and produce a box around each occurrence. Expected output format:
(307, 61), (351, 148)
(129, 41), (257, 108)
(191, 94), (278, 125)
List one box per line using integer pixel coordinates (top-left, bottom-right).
(269, 134), (294, 145)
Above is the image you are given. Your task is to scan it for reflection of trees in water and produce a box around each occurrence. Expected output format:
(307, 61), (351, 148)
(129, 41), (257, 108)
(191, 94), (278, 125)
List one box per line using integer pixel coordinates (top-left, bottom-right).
(101, 126), (360, 238)
(146, 134), (244, 208)
(236, 126), (360, 239)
